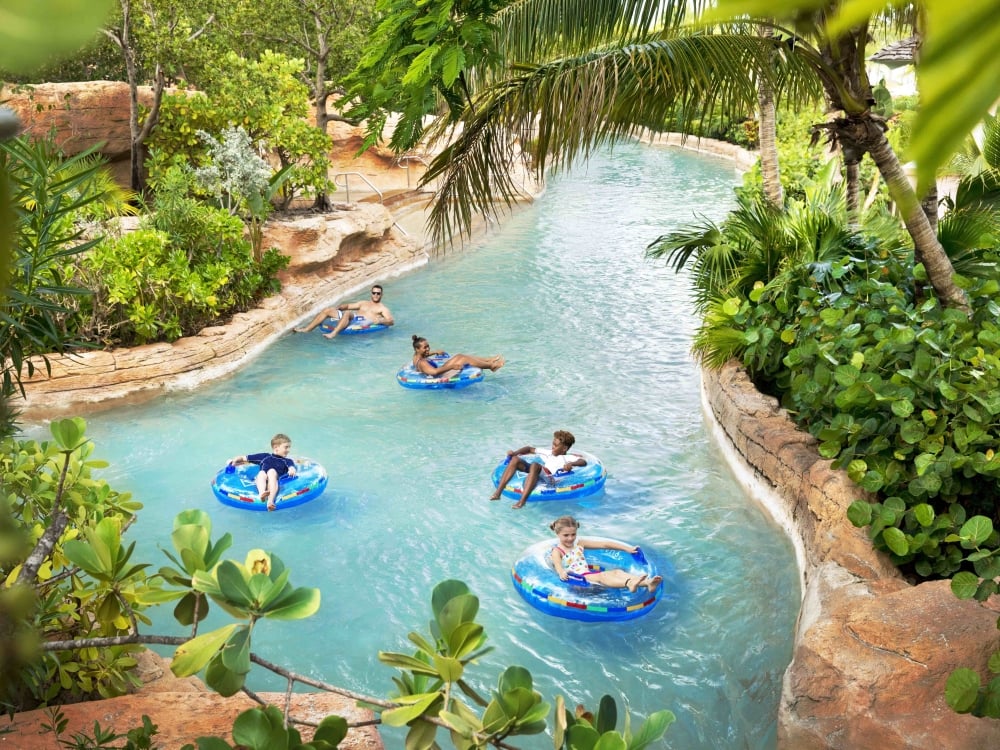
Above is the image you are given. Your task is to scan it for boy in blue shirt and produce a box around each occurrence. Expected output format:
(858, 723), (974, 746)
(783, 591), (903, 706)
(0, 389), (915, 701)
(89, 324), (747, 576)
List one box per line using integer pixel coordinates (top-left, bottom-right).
(229, 433), (295, 511)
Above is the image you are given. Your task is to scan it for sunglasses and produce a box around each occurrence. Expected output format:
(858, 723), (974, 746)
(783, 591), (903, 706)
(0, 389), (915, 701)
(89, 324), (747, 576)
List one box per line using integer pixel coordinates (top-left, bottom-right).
(371, 290), (382, 296)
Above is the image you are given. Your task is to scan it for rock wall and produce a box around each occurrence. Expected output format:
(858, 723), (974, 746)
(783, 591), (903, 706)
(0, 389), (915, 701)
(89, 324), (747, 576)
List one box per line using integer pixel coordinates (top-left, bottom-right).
(702, 361), (1000, 749)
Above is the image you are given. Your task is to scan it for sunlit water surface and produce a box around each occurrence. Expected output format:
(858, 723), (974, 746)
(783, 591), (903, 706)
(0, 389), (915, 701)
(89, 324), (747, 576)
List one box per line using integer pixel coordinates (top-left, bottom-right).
(29, 142), (799, 748)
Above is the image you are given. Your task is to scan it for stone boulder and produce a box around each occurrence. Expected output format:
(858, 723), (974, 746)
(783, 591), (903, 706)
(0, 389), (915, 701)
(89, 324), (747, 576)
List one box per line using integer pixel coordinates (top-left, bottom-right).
(702, 361), (1000, 749)
(0, 81), (157, 184)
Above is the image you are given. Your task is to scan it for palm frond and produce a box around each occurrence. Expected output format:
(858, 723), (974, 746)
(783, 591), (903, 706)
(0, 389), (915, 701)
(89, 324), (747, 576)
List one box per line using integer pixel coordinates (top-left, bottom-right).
(423, 28), (821, 245)
(494, 0), (690, 63)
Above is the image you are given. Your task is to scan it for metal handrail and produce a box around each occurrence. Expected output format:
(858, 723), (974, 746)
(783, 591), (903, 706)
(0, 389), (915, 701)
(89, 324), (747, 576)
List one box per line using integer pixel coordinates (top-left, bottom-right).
(332, 172), (384, 204)
(397, 155), (430, 189)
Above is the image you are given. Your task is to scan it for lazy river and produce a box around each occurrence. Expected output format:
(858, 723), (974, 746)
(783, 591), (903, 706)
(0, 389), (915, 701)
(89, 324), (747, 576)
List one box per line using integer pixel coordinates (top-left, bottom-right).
(32, 142), (800, 748)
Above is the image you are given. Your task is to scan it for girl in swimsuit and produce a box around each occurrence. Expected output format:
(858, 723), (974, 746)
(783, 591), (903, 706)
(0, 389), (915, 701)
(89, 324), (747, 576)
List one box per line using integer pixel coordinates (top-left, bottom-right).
(550, 516), (662, 593)
(410, 335), (504, 377)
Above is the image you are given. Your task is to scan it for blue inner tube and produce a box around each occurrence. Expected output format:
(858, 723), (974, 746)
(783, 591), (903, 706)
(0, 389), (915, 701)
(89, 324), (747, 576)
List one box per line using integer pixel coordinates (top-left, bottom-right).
(211, 457), (328, 511)
(491, 451), (606, 501)
(511, 538), (663, 622)
(396, 353), (484, 390)
(319, 312), (388, 335)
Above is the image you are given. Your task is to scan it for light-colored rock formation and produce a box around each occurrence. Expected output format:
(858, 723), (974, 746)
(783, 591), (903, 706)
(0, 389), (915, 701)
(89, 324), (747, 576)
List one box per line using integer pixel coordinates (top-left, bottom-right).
(702, 361), (1000, 749)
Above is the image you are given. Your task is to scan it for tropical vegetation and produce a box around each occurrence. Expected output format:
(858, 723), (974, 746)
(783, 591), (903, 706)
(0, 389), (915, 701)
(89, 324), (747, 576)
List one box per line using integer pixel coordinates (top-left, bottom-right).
(6, 0), (1000, 742)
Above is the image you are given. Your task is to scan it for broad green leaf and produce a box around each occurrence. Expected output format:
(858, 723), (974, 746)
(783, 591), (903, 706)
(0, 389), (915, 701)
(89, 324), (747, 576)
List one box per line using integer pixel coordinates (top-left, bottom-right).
(262, 586), (320, 620)
(592, 733), (627, 750)
(596, 695), (617, 735)
(913, 504), (935, 528)
(626, 710), (676, 750)
(446, 621), (485, 659)
(381, 693), (441, 727)
(171, 624), (239, 677)
(951, 572), (979, 600)
(891, 399), (914, 418)
(313, 715), (349, 746)
(846, 501), (872, 528)
(882, 527), (908, 557)
(49, 417), (87, 451)
(498, 666), (533, 694)
(232, 706), (287, 750)
(215, 561), (255, 609)
(221, 626), (252, 675)
(440, 699), (483, 735)
(62, 540), (108, 578)
(433, 655), (464, 683)
(946, 668), (982, 713)
(961, 516), (994, 546)
(172, 525), (210, 566)
(404, 719), (438, 750)
(205, 652), (247, 697)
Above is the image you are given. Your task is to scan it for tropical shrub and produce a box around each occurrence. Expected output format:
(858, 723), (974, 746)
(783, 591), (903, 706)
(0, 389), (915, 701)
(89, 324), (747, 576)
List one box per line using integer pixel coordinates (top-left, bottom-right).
(69, 165), (288, 346)
(0, 135), (110, 426)
(1, 418), (146, 711)
(146, 50), (332, 207)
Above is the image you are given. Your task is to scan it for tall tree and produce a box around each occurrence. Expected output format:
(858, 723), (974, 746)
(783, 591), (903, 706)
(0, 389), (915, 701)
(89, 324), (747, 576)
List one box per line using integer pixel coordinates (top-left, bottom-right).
(220, 0), (376, 137)
(102, 0), (217, 193)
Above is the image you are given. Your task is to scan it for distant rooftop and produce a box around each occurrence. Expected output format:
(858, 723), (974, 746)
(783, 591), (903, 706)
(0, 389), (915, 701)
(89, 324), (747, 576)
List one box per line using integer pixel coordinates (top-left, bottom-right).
(869, 36), (919, 67)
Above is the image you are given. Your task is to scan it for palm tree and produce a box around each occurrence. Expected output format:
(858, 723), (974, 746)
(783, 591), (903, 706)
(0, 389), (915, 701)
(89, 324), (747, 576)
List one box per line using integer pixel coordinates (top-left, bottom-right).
(418, 4), (820, 244)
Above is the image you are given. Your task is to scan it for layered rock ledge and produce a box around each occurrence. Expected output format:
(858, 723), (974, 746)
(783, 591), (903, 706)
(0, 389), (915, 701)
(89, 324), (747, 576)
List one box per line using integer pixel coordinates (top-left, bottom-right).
(702, 361), (1000, 749)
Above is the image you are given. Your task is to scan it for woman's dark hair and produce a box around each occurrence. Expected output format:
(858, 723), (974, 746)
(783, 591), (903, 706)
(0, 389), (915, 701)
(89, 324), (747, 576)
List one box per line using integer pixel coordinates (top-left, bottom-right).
(411, 335), (426, 351)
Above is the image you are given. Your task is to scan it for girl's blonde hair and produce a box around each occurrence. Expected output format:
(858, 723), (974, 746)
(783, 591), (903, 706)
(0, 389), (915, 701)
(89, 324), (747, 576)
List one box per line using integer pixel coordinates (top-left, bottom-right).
(550, 515), (580, 533)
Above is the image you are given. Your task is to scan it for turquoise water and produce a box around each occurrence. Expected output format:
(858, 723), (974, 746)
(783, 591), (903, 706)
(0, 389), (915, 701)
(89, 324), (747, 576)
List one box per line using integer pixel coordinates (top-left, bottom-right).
(28, 142), (800, 748)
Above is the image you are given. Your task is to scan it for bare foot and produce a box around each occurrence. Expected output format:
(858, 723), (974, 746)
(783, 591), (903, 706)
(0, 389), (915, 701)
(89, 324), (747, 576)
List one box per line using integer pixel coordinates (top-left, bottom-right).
(645, 575), (663, 592)
(267, 500), (277, 511)
(322, 331), (338, 339)
(488, 356), (505, 372)
(293, 327), (309, 333)
(489, 492), (502, 501)
(259, 489), (271, 501)
(626, 574), (648, 593)
(511, 499), (526, 509)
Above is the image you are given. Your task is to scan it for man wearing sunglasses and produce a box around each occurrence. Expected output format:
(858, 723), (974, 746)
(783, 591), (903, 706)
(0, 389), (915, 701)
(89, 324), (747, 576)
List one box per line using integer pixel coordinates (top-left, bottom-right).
(294, 284), (395, 339)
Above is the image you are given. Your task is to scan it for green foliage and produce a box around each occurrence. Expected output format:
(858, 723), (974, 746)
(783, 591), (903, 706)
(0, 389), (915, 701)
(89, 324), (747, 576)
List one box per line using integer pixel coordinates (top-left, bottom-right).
(0, 135), (110, 412)
(182, 705), (347, 750)
(41, 707), (160, 749)
(375, 579), (673, 749)
(147, 51), (332, 206)
(554, 693), (675, 750)
(0, 0), (115, 74)
(1, 418), (149, 712)
(341, 0), (505, 152)
(69, 165), (288, 345)
(172, 549), (320, 695)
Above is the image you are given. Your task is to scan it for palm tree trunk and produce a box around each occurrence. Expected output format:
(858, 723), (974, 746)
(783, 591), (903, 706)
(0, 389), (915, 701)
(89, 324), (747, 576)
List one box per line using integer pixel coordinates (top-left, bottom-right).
(757, 81), (782, 207)
(867, 128), (968, 312)
(844, 161), (859, 227)
(756, 25), (782, 208)
(921, 183), (938, 236)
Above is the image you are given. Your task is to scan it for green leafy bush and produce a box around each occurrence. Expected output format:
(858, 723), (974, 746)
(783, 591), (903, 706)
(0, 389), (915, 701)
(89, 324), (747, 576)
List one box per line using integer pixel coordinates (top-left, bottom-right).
(1, 419), (148, 711)
(146, 50), (332, 207)
(70, 166), (288, 346)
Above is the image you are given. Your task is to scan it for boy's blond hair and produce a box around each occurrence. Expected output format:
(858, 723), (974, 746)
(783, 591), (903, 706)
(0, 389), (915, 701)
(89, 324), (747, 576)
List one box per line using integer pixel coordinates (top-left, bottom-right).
(271, 433), (291, 449)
